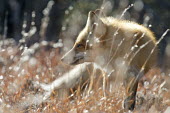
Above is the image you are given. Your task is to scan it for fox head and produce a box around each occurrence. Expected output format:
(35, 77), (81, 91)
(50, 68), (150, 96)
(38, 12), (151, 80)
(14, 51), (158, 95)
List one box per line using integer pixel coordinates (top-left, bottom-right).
(61, 10), (107, 65)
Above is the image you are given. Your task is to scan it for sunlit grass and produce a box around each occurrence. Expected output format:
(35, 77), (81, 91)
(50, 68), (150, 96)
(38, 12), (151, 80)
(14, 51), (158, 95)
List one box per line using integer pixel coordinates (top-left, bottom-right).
(0, 0), (170, 112)
(0, 39), (170, 113)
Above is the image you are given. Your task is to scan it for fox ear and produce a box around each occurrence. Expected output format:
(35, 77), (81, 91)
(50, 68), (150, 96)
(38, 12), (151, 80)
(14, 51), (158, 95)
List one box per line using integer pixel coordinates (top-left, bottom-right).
(93, 10), (106, 38)
(94, 9), (105, 17)
(86, 10), (106, 38)
(85, 11), (95, 30)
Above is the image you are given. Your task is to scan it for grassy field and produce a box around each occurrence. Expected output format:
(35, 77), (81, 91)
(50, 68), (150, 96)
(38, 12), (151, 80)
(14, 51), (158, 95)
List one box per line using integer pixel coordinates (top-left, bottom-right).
(0, 40), (170, 113)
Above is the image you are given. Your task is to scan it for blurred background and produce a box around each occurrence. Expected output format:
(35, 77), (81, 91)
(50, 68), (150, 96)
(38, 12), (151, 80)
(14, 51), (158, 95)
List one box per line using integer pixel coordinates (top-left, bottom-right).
(0, 0), (169, 57)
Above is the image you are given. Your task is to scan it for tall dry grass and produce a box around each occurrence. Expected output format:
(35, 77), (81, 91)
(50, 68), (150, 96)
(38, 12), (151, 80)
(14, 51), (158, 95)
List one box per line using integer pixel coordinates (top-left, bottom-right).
(0, 0), (170, 113)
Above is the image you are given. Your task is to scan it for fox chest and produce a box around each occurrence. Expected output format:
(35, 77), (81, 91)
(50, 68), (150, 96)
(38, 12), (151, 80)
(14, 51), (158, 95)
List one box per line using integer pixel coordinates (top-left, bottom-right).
(92, 42), (130, 70)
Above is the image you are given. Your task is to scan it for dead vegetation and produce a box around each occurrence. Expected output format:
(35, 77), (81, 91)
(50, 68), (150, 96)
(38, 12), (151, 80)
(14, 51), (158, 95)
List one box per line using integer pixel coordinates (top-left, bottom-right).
(0, 39), (170, 113)
(0, 1), (170, 112)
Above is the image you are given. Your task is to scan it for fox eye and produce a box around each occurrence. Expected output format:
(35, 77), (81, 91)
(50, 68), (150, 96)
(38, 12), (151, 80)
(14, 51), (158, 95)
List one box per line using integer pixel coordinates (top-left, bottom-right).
(76, 44), (84, 48)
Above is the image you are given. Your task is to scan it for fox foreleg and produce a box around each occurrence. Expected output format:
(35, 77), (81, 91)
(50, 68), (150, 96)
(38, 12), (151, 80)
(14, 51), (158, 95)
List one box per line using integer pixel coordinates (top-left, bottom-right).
(35, 62), (96, 96)
(123, 66), (143, 110)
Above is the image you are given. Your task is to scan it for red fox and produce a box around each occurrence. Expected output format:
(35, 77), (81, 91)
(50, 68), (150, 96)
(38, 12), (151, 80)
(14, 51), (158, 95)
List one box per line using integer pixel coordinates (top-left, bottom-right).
(61, 10), (158, 110)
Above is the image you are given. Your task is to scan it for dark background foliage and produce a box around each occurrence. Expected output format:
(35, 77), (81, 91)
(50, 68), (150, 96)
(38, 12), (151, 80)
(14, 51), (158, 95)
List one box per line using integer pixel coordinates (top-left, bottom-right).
(0, 0), (169, 46)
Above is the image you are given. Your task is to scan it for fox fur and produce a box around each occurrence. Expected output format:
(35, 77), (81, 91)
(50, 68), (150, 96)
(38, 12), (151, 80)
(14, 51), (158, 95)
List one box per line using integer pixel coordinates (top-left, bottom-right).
(61, 10), (158, 110)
